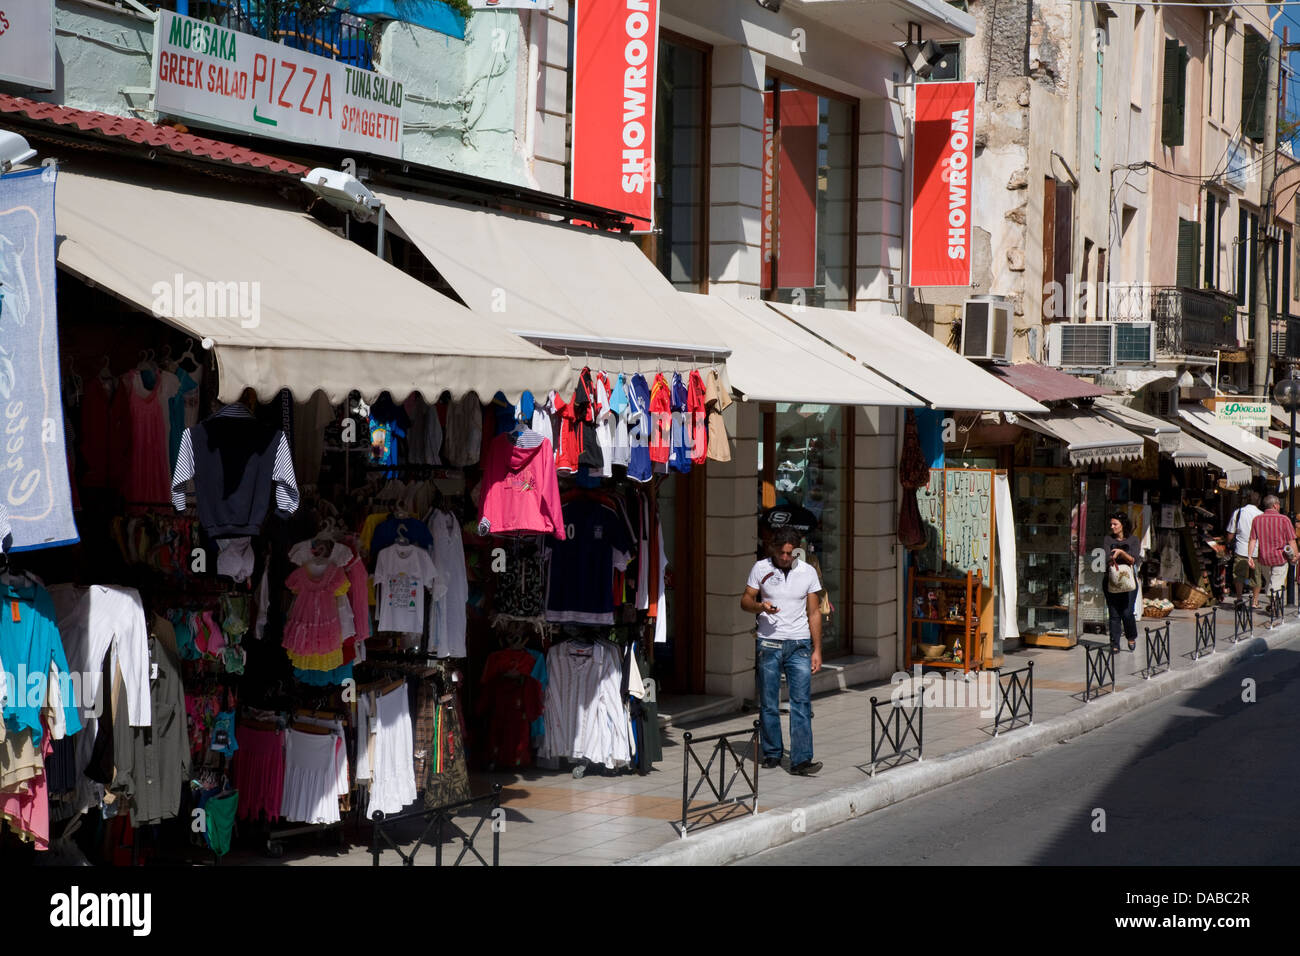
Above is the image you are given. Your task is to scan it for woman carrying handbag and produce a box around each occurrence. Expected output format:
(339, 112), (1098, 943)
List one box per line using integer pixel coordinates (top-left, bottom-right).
(1103, 511), (1142, 651)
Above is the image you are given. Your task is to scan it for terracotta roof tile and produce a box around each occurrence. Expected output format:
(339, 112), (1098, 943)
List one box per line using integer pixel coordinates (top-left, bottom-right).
(0, 94), (309, 175)
(988, 362), (1111, 403)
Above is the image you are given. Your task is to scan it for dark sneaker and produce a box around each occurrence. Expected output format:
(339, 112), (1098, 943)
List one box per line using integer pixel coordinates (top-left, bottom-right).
(790, 760), (823, 776)
(761, 757), (781, 769)
(1127, 638), (1136, 651)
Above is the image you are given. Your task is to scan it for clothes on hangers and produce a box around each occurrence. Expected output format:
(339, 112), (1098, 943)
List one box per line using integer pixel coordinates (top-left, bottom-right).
(355, 683), (417, 818)
(110, 615), (189, 826)
(374, 543), (440, 637)
(625, 374), (654, 482)
(171, 403), (300, 536)
(478, 648), (543, 768)
(443, 392), (483, 466)
(281, 726), (348, 824)
(427, 509), (468, 658)
(539, 637), (630, 768)
(704, 368), (733, 462)
(545, 496), (634, 625)
(477, 429), (566, 539)
(2, 582), (85, 745)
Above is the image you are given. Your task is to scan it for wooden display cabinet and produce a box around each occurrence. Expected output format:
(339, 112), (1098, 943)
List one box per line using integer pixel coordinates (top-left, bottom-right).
(906, 570), (985, 674)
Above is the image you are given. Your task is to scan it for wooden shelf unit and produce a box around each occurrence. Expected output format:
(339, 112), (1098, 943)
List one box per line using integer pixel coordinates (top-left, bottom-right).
(906, 571), (983, 674)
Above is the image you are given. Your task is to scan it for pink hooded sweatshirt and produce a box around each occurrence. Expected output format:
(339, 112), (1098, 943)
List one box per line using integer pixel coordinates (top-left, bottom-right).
(478, 432), (567, 539)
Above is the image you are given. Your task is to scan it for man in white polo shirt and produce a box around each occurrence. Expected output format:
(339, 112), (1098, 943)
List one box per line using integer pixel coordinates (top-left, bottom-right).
(741, 527), (823, 775)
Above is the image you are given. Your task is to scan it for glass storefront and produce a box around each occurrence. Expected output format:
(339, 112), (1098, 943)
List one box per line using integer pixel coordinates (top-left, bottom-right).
(758, 404), (849, 655)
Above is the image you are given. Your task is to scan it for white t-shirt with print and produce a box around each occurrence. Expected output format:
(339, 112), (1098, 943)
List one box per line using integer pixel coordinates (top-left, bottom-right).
(746, 558), (823, 640)
(374, 545), (437, 634)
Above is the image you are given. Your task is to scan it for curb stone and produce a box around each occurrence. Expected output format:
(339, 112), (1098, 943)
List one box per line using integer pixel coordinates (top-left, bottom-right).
(615, 628), (1291, 866)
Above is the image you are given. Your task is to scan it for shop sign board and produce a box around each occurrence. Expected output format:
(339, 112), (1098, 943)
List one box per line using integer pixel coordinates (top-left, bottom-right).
(909, 80), (976, 287)
(570, 0), (660, 231)
(0, 167), (80, 551)
(153, 11), (404, 159)
(1214, 400), (1268, 428)
(0, 0), (56, 90)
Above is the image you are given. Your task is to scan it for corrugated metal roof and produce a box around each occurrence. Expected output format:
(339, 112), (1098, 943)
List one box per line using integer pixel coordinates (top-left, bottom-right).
(0, 94), (309, 176)
(989, 362), (1111, 403)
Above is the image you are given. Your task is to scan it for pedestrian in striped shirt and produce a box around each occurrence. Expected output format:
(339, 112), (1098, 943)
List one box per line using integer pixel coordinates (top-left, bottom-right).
(1247, 495), (1299, 597)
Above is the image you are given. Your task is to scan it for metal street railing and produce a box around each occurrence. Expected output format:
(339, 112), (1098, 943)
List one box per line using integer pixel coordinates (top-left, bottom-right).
(370, 785), (502, 867)
(1144, 620), (1172, 679)
(994, 661), (1034, 735)
(677, 722), (760, 837)
(1081, 640), (1116, 700)
(867, 692), (923, 775)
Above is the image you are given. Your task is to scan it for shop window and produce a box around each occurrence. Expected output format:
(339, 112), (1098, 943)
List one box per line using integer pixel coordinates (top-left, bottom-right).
(757, 405), (850, 657)
(641, 35), (709, 292)
(761, 77), (856, 310)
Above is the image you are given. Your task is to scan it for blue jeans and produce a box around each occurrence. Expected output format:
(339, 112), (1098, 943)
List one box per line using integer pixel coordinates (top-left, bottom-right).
(755, 638), (813, 766)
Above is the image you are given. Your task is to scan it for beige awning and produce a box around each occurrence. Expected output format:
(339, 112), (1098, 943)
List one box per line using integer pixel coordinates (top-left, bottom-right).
(1174, 432), (1251, 486)
(372, 186), (730, 367)
(54, 166), (572, 404)
(680, 294), (921, 407)
(1094, 397), (1183, 454)
(1019, 408), (1146, 466)
(1177, 407), (1280, 476)
(763, 301), (1047, 413)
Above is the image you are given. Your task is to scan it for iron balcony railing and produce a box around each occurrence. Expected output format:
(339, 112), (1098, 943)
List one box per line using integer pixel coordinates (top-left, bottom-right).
(164, 1), (377, 69)
(1108, 283), (1238, 356)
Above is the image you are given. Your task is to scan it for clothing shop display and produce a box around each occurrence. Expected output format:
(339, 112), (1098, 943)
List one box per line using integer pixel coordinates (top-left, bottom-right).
(443, 392), (483, 467)
(478, 648), (544, 768)
(545, 495), (635, 625)
(704, 369), (731, 462)
(648, 373), (672, 466)
(477, 429), (566, 538)
(172, 403), (300, 537)
(1, 581), (84, 744)
(355, 684), (417, 818)
(374, 544), (439, 636)
(668, 372), (693, 474)
(123, 369), (175, 503)
(232, 724), (285, 822)
(422, 685), (471, 808)
(539, 638), (631, 768)
(427, 510), (468, 658)
(110, 615), (189, 826)
(280, 727), (348, 825)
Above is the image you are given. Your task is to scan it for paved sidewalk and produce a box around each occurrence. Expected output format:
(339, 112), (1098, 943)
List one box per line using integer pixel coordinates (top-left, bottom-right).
(258, 601), (1288, 866)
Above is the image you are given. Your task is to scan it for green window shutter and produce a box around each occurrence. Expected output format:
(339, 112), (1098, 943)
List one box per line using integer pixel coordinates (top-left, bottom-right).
(1204, 193), (1217, 288)
(1177, 219), (1199, 289)
(1161, 38), (1182, 146)
(1243, 30), (1266, 142)
(1238, 207), (1248, 305)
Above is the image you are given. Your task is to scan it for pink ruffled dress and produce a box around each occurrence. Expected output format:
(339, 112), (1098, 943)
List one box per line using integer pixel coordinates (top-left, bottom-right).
(283, 564), (349, 657)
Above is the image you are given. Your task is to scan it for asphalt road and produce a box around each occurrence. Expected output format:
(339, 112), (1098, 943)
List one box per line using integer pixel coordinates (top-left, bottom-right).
(739, 635), (1300, 866)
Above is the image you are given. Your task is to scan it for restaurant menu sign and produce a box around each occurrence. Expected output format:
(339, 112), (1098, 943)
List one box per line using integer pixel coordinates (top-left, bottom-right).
(0, 0), (56, 90)
(154, 11), (404, 159)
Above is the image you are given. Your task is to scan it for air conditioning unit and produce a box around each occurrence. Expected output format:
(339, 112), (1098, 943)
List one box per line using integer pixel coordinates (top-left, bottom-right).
(1047, 322), (1115, 367)
(1046, 321), (1156, 367)
(960, 296), (1014, 362)
(1113, 321), (1156, 364)
(1152, 385), (1178, 418)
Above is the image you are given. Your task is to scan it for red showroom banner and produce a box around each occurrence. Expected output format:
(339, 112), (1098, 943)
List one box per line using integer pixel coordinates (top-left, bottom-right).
(570, 0), (660, 231)
(909, 80), (975, 287)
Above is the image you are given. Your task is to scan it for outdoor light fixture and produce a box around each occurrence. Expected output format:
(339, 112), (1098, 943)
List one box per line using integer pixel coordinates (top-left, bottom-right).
(756, 0), (781, 11)
(901, 39), (945, 77)
(300, 166), (387, 258)
(0, 131), (37, 175)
